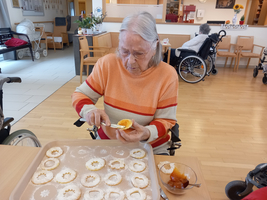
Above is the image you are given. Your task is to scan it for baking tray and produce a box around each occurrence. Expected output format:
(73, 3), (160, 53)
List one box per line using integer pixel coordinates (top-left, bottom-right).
(10, 139), (160, 200)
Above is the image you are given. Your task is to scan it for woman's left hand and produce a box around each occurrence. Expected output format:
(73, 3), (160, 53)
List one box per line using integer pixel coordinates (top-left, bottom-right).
(115, 119), (150, 143)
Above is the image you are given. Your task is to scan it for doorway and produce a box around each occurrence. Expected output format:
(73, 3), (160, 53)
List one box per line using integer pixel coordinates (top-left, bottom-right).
(79, 2), (86, 17)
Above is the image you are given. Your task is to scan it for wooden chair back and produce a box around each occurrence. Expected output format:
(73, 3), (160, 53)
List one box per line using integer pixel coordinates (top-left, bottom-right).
(53, 18), (67, 36)
(79, 36), (110, 83)
(79, 36), (89, 51)
(236, 36), (254, 51)
(217, 35), (231, 50)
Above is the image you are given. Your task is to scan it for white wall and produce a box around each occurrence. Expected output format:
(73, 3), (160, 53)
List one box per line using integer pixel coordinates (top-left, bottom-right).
(6, 0), (67, 32)
(185, 0), (247, 24)
(106, 4), (163, 19)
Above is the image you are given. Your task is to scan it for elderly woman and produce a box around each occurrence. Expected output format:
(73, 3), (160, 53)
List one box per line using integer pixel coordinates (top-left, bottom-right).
(72, 12), (179, 155)
(176, 23), (211, 56)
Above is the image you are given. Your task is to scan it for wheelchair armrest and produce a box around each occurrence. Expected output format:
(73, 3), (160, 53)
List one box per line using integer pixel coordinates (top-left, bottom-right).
(178, 49), (197, 54)
(170, 123), (181, 142)
(3, 117), (14, 128)
(74, 118), (85, 127)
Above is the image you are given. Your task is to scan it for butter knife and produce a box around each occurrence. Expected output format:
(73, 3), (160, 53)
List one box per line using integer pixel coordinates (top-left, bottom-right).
(79, 118), (125, 129)
(101, 122), (125, 129)
(159, 185), (169, 200)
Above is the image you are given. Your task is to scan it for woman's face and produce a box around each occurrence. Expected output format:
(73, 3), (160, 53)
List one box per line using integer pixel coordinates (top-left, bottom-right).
(119, 31), (156, 76)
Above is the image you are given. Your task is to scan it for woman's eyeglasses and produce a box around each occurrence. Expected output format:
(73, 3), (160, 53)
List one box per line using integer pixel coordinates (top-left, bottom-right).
(119, 39), (158, 60)
(118, 48), (149, 60)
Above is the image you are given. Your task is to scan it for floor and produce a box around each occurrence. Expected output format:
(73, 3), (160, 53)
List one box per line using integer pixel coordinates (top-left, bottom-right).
(0, 45), (75, 124)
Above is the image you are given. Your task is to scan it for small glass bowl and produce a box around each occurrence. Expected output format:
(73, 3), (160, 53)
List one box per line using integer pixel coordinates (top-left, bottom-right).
(159, 162), (197, 194)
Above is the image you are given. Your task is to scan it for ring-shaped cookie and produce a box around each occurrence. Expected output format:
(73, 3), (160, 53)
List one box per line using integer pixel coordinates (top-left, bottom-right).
(104, 172), (122, 186)
(31, 170), (53, 185)
(131, 174), (149, 189)
(55, 168), (77, 184)
(130, 149), (146, 159)
(157, 161), (175, 174)
(46, 147), (63, 158)
(105, 189), (125, 200)
(126, 188), (146, 200)
(129, 160), (146, 173)
(57, 185), (81, 200)
(41, 157), (60, 171)
(86, 158), (105, 171)
(108, 159), (125, 170)
(81, 172), (101, 188)
(84, 188), (104, 200)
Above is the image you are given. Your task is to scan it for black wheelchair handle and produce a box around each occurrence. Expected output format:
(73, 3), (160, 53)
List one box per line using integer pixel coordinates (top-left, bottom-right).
(7, 77), (21, 83)
(219, 30), (226, 37)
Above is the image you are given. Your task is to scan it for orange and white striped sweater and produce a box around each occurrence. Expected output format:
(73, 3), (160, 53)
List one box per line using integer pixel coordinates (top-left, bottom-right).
(72, 53), (178, 148)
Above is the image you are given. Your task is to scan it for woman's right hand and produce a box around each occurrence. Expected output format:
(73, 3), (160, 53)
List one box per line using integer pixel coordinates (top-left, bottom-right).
(85, 109), (110, 127)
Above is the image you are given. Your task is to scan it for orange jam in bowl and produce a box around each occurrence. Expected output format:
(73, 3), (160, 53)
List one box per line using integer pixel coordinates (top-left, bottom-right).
(168, 167), (189, 189)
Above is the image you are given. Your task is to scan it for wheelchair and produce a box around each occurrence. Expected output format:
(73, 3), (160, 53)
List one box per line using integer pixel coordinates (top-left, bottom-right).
(74, 118), (181, 156)
(253, 47), (267, 84)
(0, 77), (41, 147)
(164, 30), (226, 84)
(225, 163), (267, 200)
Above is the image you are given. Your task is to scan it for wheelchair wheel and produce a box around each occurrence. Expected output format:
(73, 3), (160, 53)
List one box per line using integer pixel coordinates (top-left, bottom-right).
(262, 74), (267, 85)
(205, 55), (214, 75)
(2, 129), (41, 147)
(211, 68), (218, 75)
(178, 55), (207, 84)
(225, 180), (252, 200)
(253, 68), (258, 78)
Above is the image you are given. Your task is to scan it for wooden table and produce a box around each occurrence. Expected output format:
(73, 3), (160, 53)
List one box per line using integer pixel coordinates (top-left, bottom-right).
(0, 145), (211, 200)
(160, 41), (171, 64)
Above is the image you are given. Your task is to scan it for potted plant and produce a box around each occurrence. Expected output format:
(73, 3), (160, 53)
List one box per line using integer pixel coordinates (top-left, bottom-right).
(232, 4), (244, 24)
(239, 15), (245, 25)
(84, 16), (94, 34)
(74, 16), (88, 35)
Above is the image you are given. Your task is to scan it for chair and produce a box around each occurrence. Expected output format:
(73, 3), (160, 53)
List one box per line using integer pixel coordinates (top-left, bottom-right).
(67, 16), (79, 43)
(47, 17), (69, 49)
(216, 35), (241, 70)
(235, 36), (265, 71)
(79, 36), (110, 83)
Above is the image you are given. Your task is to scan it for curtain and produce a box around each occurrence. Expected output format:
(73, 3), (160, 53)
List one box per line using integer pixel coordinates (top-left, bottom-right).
(0, 0), (11, 28)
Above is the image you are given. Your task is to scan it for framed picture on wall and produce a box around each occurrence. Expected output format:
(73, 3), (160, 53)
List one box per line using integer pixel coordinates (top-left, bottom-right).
(12, 0), (20, 8)
(216, 0), (235, 9)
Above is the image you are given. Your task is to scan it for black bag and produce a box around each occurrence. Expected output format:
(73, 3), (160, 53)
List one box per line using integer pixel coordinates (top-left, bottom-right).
(163, 48), (179, 67)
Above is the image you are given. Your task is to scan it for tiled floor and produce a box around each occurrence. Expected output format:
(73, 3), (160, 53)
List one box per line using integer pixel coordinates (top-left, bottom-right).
(0, 45), (75, 124)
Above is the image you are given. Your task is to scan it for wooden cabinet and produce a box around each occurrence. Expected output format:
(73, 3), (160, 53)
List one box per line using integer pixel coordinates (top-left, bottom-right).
(247, 0), (267, 25)
(166, 0), (180, 15)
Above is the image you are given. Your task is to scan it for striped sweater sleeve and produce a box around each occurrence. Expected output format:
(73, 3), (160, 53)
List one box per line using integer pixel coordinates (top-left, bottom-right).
(71, 60), (105, 118)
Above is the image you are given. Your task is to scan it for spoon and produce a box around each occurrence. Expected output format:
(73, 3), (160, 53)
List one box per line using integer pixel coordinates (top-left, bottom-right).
(184, 180), (201, 188)
(188, 183), (201, 188)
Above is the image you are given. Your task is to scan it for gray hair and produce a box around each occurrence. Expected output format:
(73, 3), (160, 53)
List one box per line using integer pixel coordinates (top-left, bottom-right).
(199, 23), (211, 35)
(119, 11), (162, 67)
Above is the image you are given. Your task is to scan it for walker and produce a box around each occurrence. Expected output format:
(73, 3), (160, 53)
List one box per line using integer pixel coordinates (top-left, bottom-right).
(253, 47), (267, 84)
(16, 19), (47, 60)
